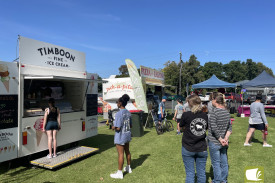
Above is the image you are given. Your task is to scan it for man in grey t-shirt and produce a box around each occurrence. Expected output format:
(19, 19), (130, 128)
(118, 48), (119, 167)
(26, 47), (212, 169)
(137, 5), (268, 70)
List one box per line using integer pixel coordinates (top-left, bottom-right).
(244, 93), (272, 147)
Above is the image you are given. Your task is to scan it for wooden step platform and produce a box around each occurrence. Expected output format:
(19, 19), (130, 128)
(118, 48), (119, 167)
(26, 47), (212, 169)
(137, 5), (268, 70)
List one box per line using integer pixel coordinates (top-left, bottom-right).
(30, 146), (99, 169)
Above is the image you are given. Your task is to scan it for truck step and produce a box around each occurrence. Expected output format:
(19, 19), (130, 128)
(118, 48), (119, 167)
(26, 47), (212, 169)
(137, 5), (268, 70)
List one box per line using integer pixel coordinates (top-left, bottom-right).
(30, 146), (99, 169)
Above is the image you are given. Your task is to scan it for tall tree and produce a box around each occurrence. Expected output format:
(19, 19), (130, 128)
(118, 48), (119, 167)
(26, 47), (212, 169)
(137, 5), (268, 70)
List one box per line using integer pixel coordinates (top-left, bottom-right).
(202, 62), (224, 80)
(183, 55), (205, 95)
(246, 59), (258, 80)
(256, 62), (274, 76)
(116, 64), (129, 78)
(223, 60), (246, 82)
(163, 60), (180, 94)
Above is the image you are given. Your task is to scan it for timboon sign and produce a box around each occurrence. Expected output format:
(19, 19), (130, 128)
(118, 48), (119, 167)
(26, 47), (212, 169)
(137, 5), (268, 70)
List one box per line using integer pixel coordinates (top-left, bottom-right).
(19, 36), (85, 72)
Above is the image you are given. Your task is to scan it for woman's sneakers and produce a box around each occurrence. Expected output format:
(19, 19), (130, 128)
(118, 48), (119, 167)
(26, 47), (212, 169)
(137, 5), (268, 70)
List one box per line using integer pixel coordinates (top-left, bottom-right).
(123, 165), (132, 173)
(110, 170), (123, 179)
(263, 144), (272, 147)
(110, 166), (132, 179)
(47, 154), (52, 159)
(244, 143), (252, 146)
(47, 154), (58, 159)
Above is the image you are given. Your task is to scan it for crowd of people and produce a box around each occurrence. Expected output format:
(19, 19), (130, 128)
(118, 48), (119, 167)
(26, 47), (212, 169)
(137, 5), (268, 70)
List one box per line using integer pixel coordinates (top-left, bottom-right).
(108, 92), (271, 182)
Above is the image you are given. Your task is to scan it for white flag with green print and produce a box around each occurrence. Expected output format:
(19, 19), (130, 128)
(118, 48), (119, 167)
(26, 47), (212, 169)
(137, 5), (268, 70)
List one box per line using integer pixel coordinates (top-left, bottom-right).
(125, 59), (148, 113)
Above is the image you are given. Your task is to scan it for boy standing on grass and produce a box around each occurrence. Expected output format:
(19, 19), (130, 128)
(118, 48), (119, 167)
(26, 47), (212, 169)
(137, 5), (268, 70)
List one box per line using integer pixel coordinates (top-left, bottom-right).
(173, 98), (184, 135)
(158, 96), (167, 123)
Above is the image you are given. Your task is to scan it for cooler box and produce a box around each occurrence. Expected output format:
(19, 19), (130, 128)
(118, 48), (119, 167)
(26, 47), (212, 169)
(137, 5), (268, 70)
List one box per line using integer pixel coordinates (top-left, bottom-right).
(129, 110), (144, 137)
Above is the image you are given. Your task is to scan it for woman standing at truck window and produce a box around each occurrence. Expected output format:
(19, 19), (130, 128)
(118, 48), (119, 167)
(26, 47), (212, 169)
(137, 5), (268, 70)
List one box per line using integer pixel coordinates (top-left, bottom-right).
(110, 94), (132, 179)
(43, 98), (61, 159)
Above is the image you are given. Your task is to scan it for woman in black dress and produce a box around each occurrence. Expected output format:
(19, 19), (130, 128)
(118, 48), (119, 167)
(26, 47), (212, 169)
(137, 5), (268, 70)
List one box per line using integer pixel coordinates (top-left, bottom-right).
(43, 98), (61, 158)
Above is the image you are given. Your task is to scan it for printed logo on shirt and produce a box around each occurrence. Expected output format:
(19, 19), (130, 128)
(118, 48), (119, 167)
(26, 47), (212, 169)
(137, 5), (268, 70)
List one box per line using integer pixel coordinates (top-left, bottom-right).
(123, 113), (131, 133)
(190, 118), (207, 136)
(178, 105), (184, 111)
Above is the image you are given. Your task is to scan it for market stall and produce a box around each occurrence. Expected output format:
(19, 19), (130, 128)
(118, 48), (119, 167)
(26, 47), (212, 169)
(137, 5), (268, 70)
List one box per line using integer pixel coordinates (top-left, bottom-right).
(237, 71), (275, 117)
(0, 36), (99, 164)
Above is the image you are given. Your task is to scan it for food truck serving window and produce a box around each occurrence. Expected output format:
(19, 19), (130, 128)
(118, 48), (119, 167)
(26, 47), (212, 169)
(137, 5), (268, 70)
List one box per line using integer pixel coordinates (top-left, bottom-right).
(23, 75), (96, 117)
(0, 95), (18, 129)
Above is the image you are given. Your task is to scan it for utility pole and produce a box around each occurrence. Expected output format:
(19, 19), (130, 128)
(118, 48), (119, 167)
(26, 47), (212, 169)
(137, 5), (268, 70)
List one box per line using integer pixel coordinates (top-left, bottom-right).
(179, 52), (182, 95)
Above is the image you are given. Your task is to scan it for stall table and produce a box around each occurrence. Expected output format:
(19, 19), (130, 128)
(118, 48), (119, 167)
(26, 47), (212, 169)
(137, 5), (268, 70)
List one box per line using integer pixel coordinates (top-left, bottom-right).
(238, 105), (275, 117)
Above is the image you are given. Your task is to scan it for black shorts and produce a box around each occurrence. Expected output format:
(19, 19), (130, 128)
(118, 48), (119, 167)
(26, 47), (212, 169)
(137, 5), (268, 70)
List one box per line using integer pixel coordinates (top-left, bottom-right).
(45, 121), (59, 131)
(175, 118), (181, 123)
(249, 123), (265, 130)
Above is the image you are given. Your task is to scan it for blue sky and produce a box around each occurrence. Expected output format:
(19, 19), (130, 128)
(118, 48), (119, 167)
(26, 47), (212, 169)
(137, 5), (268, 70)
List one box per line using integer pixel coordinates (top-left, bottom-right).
(1, 0), (274, 78)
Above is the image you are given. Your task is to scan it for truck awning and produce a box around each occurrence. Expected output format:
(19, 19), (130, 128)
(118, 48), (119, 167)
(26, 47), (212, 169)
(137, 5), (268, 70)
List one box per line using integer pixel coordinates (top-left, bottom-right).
(24, 75), (104, 82)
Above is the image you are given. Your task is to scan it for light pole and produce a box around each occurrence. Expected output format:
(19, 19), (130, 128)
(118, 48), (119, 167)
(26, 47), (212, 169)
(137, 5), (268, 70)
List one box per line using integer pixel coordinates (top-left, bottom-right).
(179, 52), (182, 95)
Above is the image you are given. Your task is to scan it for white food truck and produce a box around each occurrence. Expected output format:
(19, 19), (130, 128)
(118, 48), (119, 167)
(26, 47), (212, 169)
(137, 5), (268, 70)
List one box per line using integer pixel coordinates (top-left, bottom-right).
(0, 36), (98, 165)
(101, 77), (137, 119)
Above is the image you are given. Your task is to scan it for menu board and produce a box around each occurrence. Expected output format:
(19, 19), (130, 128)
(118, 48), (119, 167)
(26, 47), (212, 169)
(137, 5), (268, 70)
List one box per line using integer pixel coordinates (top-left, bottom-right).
(86, 94), (98, 116)
(0, 95), (18, 129)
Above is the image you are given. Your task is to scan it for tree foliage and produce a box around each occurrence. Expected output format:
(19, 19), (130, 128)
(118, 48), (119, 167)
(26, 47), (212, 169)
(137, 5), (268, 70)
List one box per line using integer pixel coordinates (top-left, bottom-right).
(202, 62), (224, 80)
(116, 64), (129, 78)
(162, 61), (180, 94)
(162, 55), (274, 96)
(113, 56), (274, 96)
(223, 60), (247, 83)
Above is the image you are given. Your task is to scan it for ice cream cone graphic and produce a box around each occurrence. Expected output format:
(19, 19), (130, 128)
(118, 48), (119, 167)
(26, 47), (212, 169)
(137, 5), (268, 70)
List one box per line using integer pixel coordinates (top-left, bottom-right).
(0, 64), (10, 93)
(34, 117), (44, 146)
(2, 80), (9, 92)
(36, 130), (43, 146)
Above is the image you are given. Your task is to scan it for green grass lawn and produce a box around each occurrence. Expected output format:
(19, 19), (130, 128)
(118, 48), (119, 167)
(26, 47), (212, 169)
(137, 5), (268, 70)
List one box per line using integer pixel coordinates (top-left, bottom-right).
(0, 115), (275, 183)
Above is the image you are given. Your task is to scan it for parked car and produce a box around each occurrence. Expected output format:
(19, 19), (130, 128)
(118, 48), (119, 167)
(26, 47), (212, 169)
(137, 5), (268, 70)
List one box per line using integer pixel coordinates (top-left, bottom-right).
(198, 94), (204, 101)
(270, 95), (275, 105)
(204, 92), (211, 101)
(175, 95), (185, 101)
(225, 93), (242, 103)
(169, 95), (185, 101)
(266, 94), (274, 105)
(247, 94), (266, 104)
(164, 93), (173, 101)
(198, 93), (211, 102)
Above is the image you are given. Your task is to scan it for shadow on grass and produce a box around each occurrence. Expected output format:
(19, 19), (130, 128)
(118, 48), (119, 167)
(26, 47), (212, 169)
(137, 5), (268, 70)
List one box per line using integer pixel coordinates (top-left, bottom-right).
(0, 159), (46, 183)
(251, 138), (263, 144)
(143, 131), (150, 136)
(131, 154), (150, 170)
(79, 134), (114, 153)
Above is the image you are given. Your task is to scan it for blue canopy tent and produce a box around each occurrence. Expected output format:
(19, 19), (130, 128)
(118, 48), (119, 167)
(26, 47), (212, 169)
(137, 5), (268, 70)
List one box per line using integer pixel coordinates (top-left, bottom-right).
(242, 70), (275, 88)
(192, 75), (236, 89)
